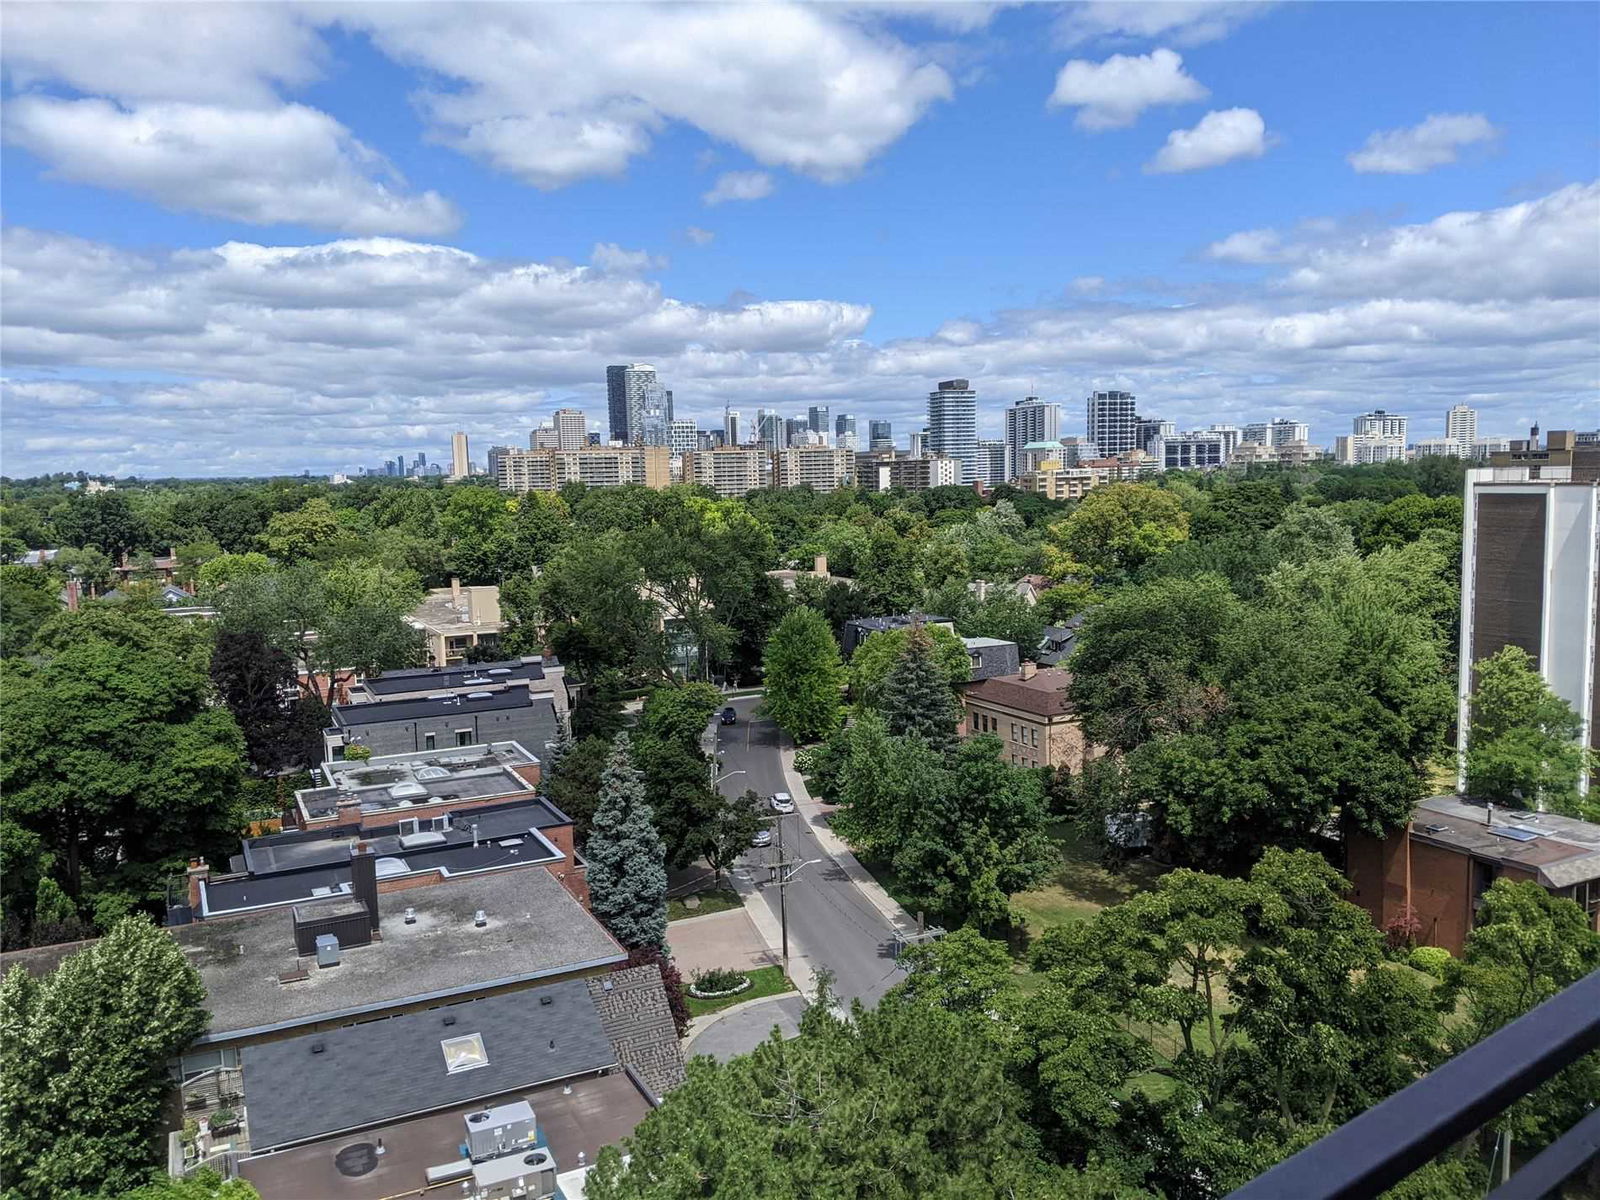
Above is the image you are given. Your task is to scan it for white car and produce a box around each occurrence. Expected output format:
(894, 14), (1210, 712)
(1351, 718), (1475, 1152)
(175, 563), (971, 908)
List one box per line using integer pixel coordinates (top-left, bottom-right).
(751, 829), (773, 848)
(770, 792), (795, 814)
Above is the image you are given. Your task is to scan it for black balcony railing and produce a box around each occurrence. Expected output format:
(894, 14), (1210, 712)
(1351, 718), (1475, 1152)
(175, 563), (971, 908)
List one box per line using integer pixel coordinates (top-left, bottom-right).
(1228, 969), (1600, 1200)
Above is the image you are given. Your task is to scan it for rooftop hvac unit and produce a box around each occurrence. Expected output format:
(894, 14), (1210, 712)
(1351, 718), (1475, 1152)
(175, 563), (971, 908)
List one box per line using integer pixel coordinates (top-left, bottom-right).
(315, 933), (341, 968)
(464, 1100), (535, 1162)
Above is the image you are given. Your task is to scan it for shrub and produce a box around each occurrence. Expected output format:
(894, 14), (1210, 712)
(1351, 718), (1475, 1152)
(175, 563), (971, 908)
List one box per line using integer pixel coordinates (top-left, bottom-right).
(691, 967), (747, 994)
(342, 743), (372, 762)
(1409, 945), (1452, 978)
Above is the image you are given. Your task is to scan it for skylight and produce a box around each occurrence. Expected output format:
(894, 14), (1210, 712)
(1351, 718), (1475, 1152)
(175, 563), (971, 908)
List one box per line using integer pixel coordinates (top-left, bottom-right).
(441, 1033), (488, 1073)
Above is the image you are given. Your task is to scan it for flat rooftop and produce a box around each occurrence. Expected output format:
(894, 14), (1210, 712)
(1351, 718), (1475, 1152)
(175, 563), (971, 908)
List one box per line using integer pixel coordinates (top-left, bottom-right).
(332, 688), (550, 728)
(361, 657), (552, 698)
(1410, 795), (1600, 889)
(179, 867), (625, 1043)
(409, 586), (502, 635)
(208, 800), (570, 915)
(237, 1072), (652, 1200)
(298, 742), (539, 821)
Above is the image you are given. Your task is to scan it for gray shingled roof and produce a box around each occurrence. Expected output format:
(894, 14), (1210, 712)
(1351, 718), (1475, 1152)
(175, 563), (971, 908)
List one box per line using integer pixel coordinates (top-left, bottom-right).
(587, 966), (685, 1098)
(241, 980), (616, 1151)
(1412, 795), (1600, 889)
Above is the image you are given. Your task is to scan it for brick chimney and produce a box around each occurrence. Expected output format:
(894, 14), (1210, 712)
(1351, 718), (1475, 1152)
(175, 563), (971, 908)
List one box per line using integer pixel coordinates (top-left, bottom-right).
(186, 859), (210, 911)
(450, 576), (463, 606)
(350, 842), (380, 932)
(64, 579), (81, 611)
(814, 554), (829, 578)
(1019, 660), (1038, 681)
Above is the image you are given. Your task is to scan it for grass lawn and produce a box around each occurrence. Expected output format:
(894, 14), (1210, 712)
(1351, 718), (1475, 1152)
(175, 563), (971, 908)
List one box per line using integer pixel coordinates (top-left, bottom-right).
(667, 888), (744, 922)
(685, 965), (795, 1018)
(1011, 822), (1170, 937)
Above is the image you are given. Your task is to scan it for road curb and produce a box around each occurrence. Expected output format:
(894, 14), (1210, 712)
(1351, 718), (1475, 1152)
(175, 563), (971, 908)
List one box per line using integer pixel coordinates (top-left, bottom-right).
(683, 991), (806, 1055)
(775, 742), (917, 934)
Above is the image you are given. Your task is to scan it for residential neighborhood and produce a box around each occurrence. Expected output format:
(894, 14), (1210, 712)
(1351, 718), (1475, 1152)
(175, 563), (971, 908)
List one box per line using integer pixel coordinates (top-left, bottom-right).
(2, 2), (1598, 1196)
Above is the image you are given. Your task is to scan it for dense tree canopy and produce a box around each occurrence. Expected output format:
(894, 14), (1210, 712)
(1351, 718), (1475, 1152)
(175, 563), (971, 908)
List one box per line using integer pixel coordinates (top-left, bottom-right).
(761, 607), (846, 744)
(1463, 645), (1590, 818)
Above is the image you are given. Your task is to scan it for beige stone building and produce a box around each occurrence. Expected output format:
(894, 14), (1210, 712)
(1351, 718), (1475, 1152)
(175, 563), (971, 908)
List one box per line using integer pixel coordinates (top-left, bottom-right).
(496, 445), (670, 493)
(961, 663), (1097, 772)
(770, 445), (854, 492)
(1020, 461), (1099, 501)
(682, 446), (767, 497)
(407, 579), (504, 665)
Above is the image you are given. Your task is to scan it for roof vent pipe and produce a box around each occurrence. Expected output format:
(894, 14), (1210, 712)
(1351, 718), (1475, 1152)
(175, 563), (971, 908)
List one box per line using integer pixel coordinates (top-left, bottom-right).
(403, 906), (417, 925)
(1485, 802), (1494, 827)
(474, 909), (487, 927)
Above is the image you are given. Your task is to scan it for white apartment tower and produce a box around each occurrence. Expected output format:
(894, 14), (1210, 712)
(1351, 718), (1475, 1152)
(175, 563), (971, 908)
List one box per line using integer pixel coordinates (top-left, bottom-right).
(724, 409), (742, 446)
(1086, 391), (1139, 456)
(450, 431), (470, 480)
(927, 379), (978, 483)
(553, 408), (588, 451)
(1447, 405), (1479, 457)
(1353, 409), (1409, 442)
(1004, 397), (1062, 481)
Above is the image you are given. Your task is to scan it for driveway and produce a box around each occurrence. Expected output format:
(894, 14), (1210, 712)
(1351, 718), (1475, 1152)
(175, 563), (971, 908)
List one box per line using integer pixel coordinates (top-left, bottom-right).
(667, 907), (778, 978)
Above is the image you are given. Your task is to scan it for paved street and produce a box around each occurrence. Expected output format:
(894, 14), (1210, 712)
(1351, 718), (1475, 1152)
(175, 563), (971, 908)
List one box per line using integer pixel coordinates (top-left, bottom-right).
(714, 696), (907, 1009)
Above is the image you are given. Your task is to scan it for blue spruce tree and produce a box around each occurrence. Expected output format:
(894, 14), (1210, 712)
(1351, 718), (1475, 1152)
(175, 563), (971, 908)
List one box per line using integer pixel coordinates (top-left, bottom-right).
(585, 732), (668, 949)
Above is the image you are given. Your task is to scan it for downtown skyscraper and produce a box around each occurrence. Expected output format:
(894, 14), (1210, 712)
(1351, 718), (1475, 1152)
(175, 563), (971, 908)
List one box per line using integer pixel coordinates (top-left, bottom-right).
(606, 363), (666, 444)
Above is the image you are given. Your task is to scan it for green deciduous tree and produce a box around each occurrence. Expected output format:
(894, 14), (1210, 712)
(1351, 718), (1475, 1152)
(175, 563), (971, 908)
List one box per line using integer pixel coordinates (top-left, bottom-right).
(1046, 483), (1190, 584)
(0, 564), (59, 657)
(209, 631), (324, 774)
(1, 607), (246, 914)
(1, 917), (209, 1199)
(586, 734), (668, 950)
(114, 1170), (259, 1200)
(761, 607), (845, 744)
(1464, 645), (1589, 817)
(703, 789), (767, 886)
(587, 984), (1082, 1200)
(261, 497), (343, 561)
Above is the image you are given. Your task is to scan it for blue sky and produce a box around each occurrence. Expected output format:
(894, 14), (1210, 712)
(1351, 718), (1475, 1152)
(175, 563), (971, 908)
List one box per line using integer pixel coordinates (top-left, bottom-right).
(2, 1), (1597, 477)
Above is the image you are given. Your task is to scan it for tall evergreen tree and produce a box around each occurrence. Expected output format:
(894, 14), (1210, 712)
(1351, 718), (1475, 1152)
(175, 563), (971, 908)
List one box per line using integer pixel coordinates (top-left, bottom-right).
(761, 607), (846, 743)
(879, 624), (961, 749)
(585, 733), (668, 950)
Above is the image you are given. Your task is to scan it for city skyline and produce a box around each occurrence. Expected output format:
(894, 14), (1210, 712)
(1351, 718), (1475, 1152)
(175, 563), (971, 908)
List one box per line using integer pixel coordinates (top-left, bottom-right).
(2, 3), (1596, 477)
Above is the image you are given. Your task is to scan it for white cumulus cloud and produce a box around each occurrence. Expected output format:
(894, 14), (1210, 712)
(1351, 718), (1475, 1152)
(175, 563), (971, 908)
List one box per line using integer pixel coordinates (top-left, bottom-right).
(1347, 113), (1499, 174)
(1048, 48), (1208, 131)
(703, 171), (776, 206)
(590, 243), (668, 274)
(684, 227), (716, 247)
(1146, 107), (1269, 173)
(1056, 1), (1276, 47)
(3, 96), (460, 234)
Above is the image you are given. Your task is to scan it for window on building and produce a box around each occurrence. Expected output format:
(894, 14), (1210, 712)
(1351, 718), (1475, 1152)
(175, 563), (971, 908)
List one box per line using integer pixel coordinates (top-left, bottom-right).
(1030, 728), (1038, 748)
(1010, 723), (1018, 741)
(424, 732), (436, 750)
(456, 730), (472, 747)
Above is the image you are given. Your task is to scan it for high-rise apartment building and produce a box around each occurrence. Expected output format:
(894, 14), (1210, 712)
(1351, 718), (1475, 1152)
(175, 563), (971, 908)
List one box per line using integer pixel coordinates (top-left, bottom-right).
(1086, 391), (1138, 456)
(605, 363), (663, 444)
(808, 405), (830, 435)
(682, 447), (766, 498)
(1457, 431), (1598, 792)
(975, 439), (1007, 487)
(770, 446), (854, 492)
(485, 445), (514, 481)
(1353, 409), (1409, 442)
(857, 453), (961, 492)
(1334, 434), (1407, 464)
(1243, 419), (1310, 447)
(868, 420), (893, 451)
(724, 408), (741, 446)
(531, 425), (561, 449)
(834, 413), (857, 451)
(908, 430), (927, 458)
(668, 419), (699, 457)
(553, 408), (588, 451)
(928, 379), (978, 484)
(1134, 416), (1175, 455)
(450, 431), (470, 480)
(1447, 405), (1478, 457)
(1004, 397), (1062, 481)
(1152, 429), (1232, 471)
(756, 410), (785, 451)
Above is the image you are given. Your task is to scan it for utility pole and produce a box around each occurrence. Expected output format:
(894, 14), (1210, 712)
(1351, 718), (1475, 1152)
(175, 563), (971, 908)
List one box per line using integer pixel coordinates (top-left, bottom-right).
(766, 811), (806, 966)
